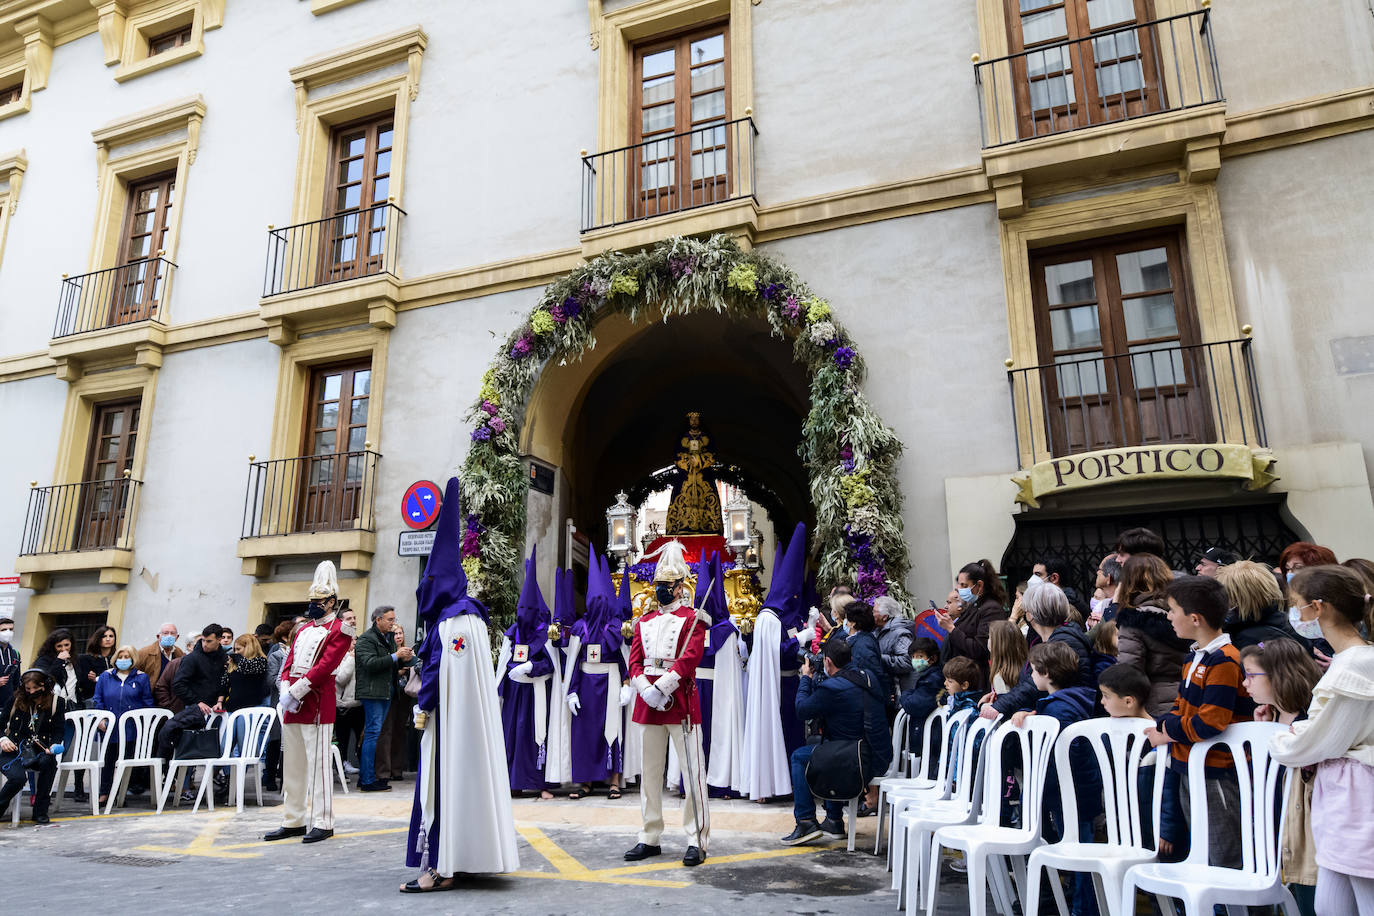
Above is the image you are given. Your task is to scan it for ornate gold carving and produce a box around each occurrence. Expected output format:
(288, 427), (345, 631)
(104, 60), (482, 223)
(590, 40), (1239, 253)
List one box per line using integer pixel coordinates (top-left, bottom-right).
(665, 411), (723, 536)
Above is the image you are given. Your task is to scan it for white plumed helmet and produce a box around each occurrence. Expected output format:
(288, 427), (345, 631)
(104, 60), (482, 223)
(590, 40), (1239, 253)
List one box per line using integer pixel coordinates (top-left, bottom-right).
(307, 560), (339, 600)
(652, 540), (691, 584)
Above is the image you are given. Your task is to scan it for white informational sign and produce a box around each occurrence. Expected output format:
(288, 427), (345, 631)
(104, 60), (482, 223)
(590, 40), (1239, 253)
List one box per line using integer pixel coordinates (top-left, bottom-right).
(399, 530), (436, 557)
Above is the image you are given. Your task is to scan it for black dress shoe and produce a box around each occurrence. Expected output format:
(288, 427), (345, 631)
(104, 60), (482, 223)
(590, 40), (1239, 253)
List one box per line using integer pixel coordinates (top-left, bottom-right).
(32, 813), (51, 825)
(623, 843), (662, 861)
(781, 820), (822, 846)
(358, 781), (392, 792)
(263, 826), (308, 841)
(682, 846), (705, 867)
(301, 828), (334, 844)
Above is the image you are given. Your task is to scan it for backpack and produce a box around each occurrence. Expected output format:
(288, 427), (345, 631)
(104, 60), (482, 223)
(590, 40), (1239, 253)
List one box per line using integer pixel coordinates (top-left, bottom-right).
(804, 669), (882, 800)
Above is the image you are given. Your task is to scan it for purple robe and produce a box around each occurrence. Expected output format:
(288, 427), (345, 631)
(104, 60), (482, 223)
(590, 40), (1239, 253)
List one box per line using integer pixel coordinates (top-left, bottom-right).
(564, 619), (626, 783)
(497, 640), (557, 791)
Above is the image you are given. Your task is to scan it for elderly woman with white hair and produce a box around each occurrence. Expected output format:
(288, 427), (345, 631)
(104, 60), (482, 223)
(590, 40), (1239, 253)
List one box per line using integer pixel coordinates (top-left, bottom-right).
(983, 582), (1094, 718)
(872, 596), (916, 699)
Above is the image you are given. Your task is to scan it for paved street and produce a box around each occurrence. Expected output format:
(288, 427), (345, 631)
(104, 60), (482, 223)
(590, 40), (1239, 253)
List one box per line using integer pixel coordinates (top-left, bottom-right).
(0, 785), (987, 914)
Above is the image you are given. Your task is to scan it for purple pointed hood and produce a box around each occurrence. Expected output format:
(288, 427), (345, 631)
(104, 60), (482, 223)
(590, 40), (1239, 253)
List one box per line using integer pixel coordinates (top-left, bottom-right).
(585, 549), (615, 633)
(703, 553), (729, 624)
(693, 549), (718, 609)
(511, 545), (550, 648)
(416, 477), (487, 625)
(616, 563), (635, 621)
(763, 522), (807, 629)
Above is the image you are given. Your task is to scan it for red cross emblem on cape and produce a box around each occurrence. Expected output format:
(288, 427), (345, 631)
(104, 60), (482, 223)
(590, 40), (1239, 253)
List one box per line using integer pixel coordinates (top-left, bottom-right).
(451, 635), (467, 655)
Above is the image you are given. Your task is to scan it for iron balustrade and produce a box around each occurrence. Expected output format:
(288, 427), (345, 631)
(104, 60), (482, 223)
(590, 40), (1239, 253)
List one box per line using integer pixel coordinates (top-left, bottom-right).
(19, 478), (143, 554)
(581, 117), (758, 233)
(1007, 338), (1267, 469)
(240, 450), (381, 538)
(54, 257), (176, 338)
(262, 202), (404, 297)
(975, 8), (1222, 148)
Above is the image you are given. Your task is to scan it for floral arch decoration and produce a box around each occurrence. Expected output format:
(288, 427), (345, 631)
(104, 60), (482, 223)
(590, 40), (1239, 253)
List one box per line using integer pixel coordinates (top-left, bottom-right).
(458, 234), (911, 621)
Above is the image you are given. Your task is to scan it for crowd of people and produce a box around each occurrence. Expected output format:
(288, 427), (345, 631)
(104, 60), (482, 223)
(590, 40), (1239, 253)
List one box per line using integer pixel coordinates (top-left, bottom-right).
(1, 522), (1372, 913)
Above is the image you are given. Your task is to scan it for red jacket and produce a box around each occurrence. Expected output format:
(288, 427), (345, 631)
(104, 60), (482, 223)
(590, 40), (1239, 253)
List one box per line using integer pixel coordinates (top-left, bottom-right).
(280, 615), (352, 725)
(628, 602), (707, 726)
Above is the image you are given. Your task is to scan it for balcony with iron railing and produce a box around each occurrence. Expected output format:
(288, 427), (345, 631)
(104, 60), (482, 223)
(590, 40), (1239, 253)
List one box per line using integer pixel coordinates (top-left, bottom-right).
(1008, 337), (1267, 469)
(14, 475), (143, 589)
(48, 257), (176, 379)
(258, 202), (404, 343)
(580, 116), (758, 251)
(237, 449), (381, 576)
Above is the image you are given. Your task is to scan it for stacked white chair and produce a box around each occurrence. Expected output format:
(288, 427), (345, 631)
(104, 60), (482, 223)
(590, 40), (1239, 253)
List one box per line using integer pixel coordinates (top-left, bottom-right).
(186, 707), (278, 813)
(158, 717), (230, 813)
(897, 712), (1002, 914)
(1118, 722), (1300, 916)
(51, 709), (114, 817)
(1025, 718), (1167, 916)
(105, 707), (171, 814)
(332, 743), (350, 794)
(927, 715), (1063, 916)
(877, 707), (965, 860)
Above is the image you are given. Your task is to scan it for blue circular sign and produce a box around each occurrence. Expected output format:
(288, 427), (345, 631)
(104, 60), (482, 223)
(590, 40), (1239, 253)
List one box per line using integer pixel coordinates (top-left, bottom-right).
(402, 480), (443, 530)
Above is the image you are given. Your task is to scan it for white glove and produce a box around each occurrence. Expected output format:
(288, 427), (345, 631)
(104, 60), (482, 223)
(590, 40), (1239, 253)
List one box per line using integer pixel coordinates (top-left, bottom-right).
(737, 639), (750, 663)
(509, 661), (535, 683)
(641, 684), (669, 711)
(281, 692), (303, 714)
(287, 678), (313, 701)
(567, 693), (581, 715)
(619, 684), (634, 707)
(796, 626), (816, 646)
(413, 707), (427, 728)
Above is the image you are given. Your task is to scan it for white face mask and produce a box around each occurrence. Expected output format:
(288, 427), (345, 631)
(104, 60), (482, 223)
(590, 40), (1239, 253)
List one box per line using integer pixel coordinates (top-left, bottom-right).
(1028, 574), (1044, 588)
(1288, 604), (1324, 641)
(0, 630), (12, 644)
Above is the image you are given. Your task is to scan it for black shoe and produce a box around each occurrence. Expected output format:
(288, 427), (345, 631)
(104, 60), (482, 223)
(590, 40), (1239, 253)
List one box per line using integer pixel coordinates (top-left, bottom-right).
(818, 817), (845, 837)
(263, 826), (308, 841)
(72, 791), (89, 803)
(623, 843), (662, 861)
(682, 846), (705, 867)
(857, 802), (877, 818)
(358, 781), (392, 792)
(781, 820), (822, 846)
(302, 828), (333, 844)
(262, 779), (278, 792)
(31, 812), (50, 825)
(126, 785), (147, 797)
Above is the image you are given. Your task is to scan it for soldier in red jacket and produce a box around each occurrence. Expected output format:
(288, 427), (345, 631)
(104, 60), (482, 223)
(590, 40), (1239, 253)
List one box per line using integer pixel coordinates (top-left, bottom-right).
(264, 561), (354, 844)
(624, 541), (710, 867)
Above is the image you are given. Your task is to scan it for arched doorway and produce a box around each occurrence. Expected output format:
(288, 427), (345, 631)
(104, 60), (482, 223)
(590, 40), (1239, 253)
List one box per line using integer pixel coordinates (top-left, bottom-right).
(460, 235), (911, 620)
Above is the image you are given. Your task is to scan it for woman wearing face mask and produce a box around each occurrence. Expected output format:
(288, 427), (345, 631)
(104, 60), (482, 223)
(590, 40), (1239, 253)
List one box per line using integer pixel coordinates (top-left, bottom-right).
(936, 560), (1008, 671)
(92, 645), (154, 808)
(0, 669), (68, 824)
(1270, 566), (1374, 915)
(34, 629), (80, 794)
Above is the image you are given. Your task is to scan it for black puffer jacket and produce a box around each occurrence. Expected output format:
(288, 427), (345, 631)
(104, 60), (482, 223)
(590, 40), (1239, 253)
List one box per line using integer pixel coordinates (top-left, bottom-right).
(1225, 602), (1302, 651)
(993, 624), (1095, 715)
(1116, 603), (1192, 717)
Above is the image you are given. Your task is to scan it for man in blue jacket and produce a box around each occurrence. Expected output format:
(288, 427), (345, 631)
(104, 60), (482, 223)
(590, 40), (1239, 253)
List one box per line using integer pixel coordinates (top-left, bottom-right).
(780, 637), (891, 846)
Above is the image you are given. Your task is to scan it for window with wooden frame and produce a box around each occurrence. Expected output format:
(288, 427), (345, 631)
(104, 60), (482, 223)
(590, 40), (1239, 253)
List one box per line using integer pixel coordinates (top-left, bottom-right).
(322, 115), (393, 282)
(148, 23), (193, 56)
(631, 23), (730, 218)
(1031, 231), (1208, 455)
(0, 82), (21, 106)
(76, 399), (140, 549)
(298, 360), (371, 532)
(111, 172), (175, 326)
(1004, 0), (1164, 140)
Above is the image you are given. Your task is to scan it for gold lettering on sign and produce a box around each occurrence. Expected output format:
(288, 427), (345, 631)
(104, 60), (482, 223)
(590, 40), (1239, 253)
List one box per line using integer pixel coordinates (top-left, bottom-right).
(1013, 445), (1278, 508)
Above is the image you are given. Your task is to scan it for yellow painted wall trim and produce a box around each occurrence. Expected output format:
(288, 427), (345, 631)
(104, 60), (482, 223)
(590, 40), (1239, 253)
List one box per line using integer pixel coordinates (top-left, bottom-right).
(399, 247), (585, 312)
(0, 147), (24, 271)
(288, 23), (425, 94)
(0, 349), (51, 382)
(0, 0), (95, 57)
(247, 576), (367, 628)
(50, 363), (157, 495)
(1221, 86), (1374, 159)
(20, 588), (127, 662)
(16, 547), (135, 589)
(162, 310), (264, 350)
(308, 0), (367, 14)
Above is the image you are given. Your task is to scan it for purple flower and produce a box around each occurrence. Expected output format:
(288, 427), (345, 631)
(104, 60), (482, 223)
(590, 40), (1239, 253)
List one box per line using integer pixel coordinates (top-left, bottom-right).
(551, 303), (566, 323)
(490, 416), (506, 433)
(510, 335), (533, 359)
(782, 295), (800, 322)
(471, 426), (492, 442)
(761, 282), (785, 301)
(480, 400), (499, 416)
(833, 346), (855, 369)
(461, 530), (482, 558)
(669, 254), (699, 278)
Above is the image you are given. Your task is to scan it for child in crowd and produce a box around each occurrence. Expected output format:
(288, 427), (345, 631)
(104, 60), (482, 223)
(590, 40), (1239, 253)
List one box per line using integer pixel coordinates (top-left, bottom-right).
(1270, 566), (1374, 915)
(1013, 642), (1103, 916)
(987, 620), (1028, 697)
(1144, 575), (1254, 869)
(1241, 641), (1322, 915)
(899, 637), (944, 766)
(1099, 663), (1178, 859)
(941, 656), (984, 715)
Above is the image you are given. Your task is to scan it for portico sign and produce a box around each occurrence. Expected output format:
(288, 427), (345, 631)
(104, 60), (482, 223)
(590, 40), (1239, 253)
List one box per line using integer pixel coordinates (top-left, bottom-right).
(1013, 444), (1278, 508)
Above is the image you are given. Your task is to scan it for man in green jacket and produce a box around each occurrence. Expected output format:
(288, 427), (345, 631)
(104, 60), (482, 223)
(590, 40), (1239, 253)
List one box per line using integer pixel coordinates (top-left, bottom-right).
(354, 606), (414, 791)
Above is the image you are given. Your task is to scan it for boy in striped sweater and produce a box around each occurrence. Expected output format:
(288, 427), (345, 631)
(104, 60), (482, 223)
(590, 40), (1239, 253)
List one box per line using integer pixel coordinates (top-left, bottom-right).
(1144, 575), (1254, 868)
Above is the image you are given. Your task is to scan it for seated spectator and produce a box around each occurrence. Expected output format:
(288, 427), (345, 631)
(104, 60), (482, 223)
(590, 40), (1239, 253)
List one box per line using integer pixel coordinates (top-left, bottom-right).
(92, 645), (154, 807)
(937, 560), (1008, 671)
(989, 583), (1092, 718)
(898, 638), (944, 758)
(135, 623), (183, 686)
(1216, 559), (1303, 651)
(1115, 554), (1190, 717)
(873, 596), (915, 700)
(160, 624), (229, 803)
(845, 601), (892, 710)
(0, 668), (68, 824)
(78, 626), (118, 705)
(780, 638), (890, 846)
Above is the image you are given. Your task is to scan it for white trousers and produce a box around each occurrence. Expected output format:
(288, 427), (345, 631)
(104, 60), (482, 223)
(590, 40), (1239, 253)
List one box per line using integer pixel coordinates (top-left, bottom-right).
(281, 721), (333, 831)
(639, 722), (709, 852)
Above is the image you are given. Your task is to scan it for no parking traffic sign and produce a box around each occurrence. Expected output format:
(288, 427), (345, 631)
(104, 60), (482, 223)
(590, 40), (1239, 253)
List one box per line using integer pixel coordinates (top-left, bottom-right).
(402, 480), (443, 530)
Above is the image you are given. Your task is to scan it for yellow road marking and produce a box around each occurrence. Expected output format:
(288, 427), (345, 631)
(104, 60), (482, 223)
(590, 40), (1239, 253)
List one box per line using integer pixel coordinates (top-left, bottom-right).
(137, 816), (262, 860)
(516, 825), (589, 875)
(508, 870), (691, 889)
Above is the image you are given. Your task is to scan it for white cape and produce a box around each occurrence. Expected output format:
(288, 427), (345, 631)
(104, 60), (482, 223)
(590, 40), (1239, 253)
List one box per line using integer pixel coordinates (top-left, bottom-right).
(708, 629), (747, 792)
(739, 610), (790, 799)
(620, 641), (643, 782)
(418, 613), (520, 874)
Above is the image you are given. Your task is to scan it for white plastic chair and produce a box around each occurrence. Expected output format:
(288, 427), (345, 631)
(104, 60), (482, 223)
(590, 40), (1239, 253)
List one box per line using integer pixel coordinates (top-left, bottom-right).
(52, 710), (114, 817)
(878, 707), (965, 860)
(1026, 718), (1167, 916)
(159, 716), (230, 813)
(927, 715), (1063, 916)
(180, 707), (279, 813)
(331, 743), (350, 794)
(1118, 722), (1300, 916)
(897, 712), (1002, 915)
(105, 707), (171, 814)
